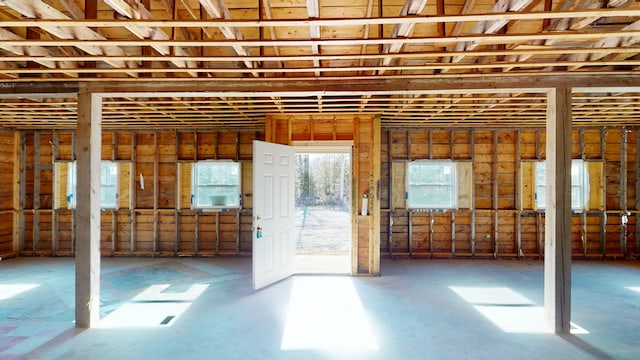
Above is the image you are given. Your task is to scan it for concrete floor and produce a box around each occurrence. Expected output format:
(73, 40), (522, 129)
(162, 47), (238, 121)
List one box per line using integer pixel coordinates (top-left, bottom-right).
(1, 257), (639, 360)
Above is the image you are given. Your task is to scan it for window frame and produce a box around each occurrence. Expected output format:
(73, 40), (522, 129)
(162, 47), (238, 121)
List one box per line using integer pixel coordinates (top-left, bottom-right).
(99, 161), (119, 209)
(191, 160), (242, 210)
(534, 159), (589, 211)
(405, 160), (458, 210)
(63, 160), (120, 210)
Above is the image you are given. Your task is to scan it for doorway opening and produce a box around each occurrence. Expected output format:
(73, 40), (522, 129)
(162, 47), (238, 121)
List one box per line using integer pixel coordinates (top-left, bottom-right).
(294, 147), (352, 274)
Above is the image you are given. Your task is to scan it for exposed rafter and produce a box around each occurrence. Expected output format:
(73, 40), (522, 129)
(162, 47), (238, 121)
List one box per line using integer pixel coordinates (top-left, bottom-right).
(0, 0), (137, 75)
(377, 0), (428, 75)
(450, 0), (534, 64)
(199, 0), (257, 76)
(0, 0), (638, 129)
(104, 0), (198, 77)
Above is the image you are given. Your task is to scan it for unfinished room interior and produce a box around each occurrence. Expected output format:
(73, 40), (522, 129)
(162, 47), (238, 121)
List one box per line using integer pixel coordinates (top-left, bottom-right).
(0, 0), (639, 359)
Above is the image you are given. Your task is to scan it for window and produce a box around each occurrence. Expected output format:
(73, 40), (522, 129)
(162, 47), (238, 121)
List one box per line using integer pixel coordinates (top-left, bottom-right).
(64, 161), (120, 209)
(534, 159), (589, 211)
(406, 160), (457, 209)
(100, 162), (119, 209)
(192, 161), (241, 209)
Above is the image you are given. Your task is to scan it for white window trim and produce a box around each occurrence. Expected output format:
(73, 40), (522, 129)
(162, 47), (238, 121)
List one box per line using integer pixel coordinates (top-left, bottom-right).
(406, 160), (458, 210)
(65, 160), (120, 210)
(192, 160), (242, 210)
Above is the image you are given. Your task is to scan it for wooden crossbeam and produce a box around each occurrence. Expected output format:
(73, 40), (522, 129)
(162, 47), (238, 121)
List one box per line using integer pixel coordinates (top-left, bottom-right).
(3, 9), (640, 28)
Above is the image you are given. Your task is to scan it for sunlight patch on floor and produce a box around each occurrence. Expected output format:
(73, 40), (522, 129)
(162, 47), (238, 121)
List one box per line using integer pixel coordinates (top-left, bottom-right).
(281, 277), (378, 353)
(0, 284), (40, 300)
(294, 255), (350, 274)
(97, 283), (209, 328)
(450, 286), (588, 334)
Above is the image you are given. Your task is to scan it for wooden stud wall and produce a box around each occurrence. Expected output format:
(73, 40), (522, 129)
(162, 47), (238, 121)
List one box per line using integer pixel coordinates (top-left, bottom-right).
(18, 129), (262, 257)
(266, 114), (380, 274)
(381, 127), (640, 259)
(0, 130), (14, 257)
(11, 125), (640, 261)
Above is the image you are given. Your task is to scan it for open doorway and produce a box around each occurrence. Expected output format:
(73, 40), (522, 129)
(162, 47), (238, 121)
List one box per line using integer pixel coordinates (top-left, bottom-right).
(294, 147), (352, 274)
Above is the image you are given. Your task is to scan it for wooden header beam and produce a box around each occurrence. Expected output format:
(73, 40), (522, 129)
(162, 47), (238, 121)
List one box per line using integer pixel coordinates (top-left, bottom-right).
(2, 8), (639, 28)
(1, 74), (639, 96)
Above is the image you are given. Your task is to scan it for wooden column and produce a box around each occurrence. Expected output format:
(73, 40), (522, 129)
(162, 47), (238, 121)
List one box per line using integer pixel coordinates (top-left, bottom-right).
(369, 116), (381, 275)
(544, 87), (572, 334)
(75, 89), (102, 328)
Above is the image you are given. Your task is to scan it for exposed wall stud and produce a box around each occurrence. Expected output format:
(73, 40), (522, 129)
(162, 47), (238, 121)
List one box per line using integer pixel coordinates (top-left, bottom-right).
(15, 133), (26, 253)
(515, 129), (522, 258)
(112, 132), (117, 252)
(153, 133), (159, 256)
(620, 128), (628, 255)
(493, 131), (499, 259)
(33, 132), (40, 254)
(601, 128), (607, 256)
(52, 131), (59, 253)
(579, 128), (587, 257)
(636, 129), (640, 254)
(388, 130), (393, 256)
(215, 212), (220, 255)
(470, 129), (475, 256)
(130, 132), (137, 253)
(450, 129), (456, 257)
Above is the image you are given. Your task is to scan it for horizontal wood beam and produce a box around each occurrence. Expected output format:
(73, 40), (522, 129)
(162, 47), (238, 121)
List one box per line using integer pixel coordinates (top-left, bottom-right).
(3, 29), (640, 47)
(0, 74), (638, 96)
(1, 46), (638, 63)
(2, 9), (639, 28)
(2, 59), (638, 76)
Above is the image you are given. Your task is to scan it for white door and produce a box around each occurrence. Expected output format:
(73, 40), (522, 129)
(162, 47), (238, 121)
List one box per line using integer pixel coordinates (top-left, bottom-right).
(252, 140), (295, 290)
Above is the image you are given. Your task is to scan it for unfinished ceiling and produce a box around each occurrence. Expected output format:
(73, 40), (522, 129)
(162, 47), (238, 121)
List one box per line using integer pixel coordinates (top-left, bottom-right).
(0, 0), (639, 129)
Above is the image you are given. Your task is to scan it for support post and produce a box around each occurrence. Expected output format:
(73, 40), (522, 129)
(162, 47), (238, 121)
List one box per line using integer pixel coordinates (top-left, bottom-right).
(369, 115), (381, 275)
(75, 89), (102, 328)
(544, 87), (572, 334)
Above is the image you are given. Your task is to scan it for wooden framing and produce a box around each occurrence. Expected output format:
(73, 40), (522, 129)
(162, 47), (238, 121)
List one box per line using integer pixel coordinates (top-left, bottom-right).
(544, 87), (572, 334)
(74, 89), (102, 328)
(266, 114), (379, 275)
(1, 0), (639, 333)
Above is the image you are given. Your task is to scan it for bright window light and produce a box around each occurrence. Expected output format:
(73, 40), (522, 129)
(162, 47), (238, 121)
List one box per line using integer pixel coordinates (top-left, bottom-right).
(281, 277), (378, 353)
(64, 161), (119, 209)
(450, 286), (589, 334)
(534, 160), (589, 211)
(0, 284), (40, 300)
(97, 283), (208, 328)
(406, 160), (457, 209)
(627, 287), (640, 294)
(192, 161), (241, 209)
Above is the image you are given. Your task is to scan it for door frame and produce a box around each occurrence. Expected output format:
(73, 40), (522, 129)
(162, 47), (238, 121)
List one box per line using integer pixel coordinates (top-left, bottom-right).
(292, 141), (355, 274)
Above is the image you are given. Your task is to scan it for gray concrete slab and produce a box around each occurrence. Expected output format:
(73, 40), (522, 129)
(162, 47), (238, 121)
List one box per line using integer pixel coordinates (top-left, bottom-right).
(0, 257), (638, 360)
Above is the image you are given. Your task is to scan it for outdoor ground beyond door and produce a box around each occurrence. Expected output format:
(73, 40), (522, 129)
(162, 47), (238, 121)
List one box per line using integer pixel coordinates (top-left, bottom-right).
(294, 151), (352, 273)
